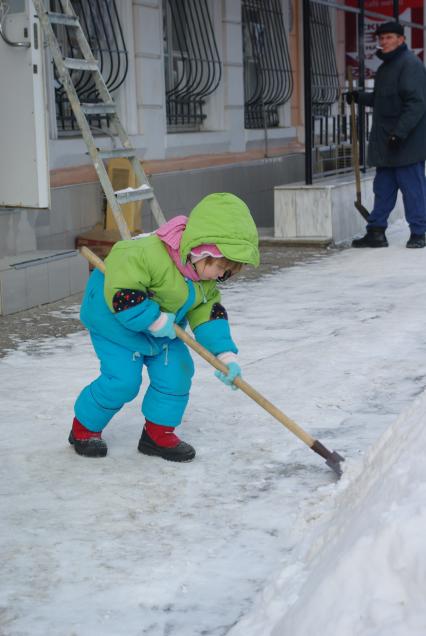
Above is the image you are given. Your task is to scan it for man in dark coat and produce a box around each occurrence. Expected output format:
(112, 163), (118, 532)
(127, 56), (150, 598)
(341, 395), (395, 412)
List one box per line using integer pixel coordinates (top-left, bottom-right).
(347, 21), (426, 248)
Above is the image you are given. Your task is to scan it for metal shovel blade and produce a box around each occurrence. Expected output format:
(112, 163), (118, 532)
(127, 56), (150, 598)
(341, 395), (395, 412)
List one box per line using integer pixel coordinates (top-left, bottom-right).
(326, 451), (345, 478)
(354, 200), (370, 221)
(312, 440), (345, 478)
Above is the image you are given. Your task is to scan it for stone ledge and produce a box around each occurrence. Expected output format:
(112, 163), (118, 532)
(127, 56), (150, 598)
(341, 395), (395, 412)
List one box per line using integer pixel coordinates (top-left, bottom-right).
(274, 175), (374, 245)
(274, 173), (406, 245)
(50, 142), (304, 188)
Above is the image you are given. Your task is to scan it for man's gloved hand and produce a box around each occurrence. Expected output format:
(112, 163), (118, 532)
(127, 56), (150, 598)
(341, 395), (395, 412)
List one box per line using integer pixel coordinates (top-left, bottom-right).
(148, 312), (176, 339)
(388, 134), (403, 151)
(215, 362), (241, 390)
(345, 90), (359, 105)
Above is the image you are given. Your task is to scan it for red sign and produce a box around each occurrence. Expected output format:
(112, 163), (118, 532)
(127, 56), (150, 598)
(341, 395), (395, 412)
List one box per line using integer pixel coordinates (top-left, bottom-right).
(346, 0), (423, 11)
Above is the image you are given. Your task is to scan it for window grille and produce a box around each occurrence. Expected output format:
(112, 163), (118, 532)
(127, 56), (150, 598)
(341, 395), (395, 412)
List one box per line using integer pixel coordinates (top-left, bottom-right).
(163, 0), (222, 131)
(51, 0), (128, 134)
(242, 0), (293, 129)
(310, 3), (339, 116)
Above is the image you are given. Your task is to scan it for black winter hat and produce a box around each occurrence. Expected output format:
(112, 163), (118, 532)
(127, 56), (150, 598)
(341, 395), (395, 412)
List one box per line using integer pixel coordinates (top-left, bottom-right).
(375, 21), (404, 36)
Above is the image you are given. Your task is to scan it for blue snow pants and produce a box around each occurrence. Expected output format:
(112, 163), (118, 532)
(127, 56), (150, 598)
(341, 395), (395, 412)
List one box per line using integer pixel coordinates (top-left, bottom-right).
(75, 334), (195, 431)
(367, 162), (426, 234)
(74, 269), (195, 432)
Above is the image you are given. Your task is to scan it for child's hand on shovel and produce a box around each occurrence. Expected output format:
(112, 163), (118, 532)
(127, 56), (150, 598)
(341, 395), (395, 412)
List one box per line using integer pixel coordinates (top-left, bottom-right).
(215, 361), (241, 390)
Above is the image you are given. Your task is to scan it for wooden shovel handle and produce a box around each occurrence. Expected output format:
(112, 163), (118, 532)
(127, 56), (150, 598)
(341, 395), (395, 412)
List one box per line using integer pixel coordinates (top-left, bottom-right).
(348, 67), (361, 198)
(79, 246), (315, 448)
(175, 324), (315, 446)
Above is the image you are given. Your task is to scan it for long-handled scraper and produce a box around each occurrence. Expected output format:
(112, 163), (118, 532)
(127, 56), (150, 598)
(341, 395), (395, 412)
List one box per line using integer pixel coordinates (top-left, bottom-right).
(348, 67), (369, 221)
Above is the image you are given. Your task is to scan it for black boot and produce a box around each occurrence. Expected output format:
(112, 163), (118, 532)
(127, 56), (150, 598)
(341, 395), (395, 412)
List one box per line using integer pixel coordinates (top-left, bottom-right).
(68, 431), (108, 457)
(138, 423), (196, 462)
(68, 417), (108, 457)
(352, 228), (388, 248)
(406, 233), (425, 248)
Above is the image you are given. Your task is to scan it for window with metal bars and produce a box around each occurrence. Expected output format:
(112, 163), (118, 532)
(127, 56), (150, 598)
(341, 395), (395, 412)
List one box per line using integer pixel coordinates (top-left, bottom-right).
(51, 0), (128, 134)
(163, 0), (222, 131)
(242, 0), (293, 129)
(310, 3), (339, 116)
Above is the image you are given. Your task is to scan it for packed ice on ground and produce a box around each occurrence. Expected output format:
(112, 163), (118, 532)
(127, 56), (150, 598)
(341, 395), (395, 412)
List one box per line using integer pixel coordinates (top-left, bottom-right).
(1, 220), (425, 635)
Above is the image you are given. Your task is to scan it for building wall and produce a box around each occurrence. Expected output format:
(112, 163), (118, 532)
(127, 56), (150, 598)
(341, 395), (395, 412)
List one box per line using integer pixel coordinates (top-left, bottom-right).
(150, 152), (305, 231)
(0, 0), (302, 259)
(47, 0), (298, 167)
(0, 183), (102, 258)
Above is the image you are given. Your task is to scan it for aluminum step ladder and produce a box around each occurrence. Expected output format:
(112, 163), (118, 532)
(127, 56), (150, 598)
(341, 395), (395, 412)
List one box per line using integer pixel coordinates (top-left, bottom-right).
(32, 0), (166, 240)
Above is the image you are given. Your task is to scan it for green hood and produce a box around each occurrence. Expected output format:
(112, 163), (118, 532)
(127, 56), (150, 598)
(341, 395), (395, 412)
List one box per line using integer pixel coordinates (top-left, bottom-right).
(179, 193), (260, 267)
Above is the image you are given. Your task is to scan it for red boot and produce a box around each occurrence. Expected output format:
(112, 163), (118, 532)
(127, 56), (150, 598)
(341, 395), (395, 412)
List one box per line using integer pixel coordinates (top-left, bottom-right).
(138, 420), (195, 462)
(68, 417), (107, 457)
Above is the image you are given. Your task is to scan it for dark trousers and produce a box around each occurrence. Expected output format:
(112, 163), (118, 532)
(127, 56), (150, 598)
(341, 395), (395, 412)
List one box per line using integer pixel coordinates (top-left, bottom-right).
(368, 162), (426, 235)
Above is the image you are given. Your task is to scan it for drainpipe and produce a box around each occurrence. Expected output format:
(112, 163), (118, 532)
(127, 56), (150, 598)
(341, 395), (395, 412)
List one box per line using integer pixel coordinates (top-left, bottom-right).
(358, 0), (366, 172)
(302, 0), (312, 184)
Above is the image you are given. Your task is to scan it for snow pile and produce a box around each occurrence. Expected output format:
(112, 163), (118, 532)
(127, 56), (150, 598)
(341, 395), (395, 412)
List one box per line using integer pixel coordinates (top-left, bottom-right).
(230, 389), (426, 636)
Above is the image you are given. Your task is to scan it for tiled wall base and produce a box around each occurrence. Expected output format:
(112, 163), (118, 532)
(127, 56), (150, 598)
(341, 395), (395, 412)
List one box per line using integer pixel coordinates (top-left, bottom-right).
(0, 250), (88, 315)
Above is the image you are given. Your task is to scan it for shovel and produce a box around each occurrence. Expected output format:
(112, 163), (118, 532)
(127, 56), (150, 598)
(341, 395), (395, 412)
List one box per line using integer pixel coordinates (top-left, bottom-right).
(348, 67), (369, 221)
(80, 245), (345, 478)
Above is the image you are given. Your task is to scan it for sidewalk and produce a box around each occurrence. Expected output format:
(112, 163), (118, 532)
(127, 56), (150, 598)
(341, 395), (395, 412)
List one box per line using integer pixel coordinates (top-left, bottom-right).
(0, 241), (333, 357)
(1, 219), (425, 636)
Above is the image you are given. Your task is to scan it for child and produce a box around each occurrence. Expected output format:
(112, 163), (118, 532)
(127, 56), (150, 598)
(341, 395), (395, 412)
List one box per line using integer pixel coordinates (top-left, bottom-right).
(69, 192), (259, 461)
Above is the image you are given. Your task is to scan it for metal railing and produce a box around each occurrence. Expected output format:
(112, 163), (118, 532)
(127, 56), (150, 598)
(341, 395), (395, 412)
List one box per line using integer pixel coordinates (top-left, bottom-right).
(163, 0), (222, 131)
(312, 95), (375, 177)
(52, 0), (128, 134)
(242, 0), (293, 129)
(310, 2), (339, 116)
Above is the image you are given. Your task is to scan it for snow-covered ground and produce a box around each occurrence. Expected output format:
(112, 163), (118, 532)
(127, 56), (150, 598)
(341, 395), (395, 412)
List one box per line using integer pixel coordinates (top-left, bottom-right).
(1, 220), (426, 636)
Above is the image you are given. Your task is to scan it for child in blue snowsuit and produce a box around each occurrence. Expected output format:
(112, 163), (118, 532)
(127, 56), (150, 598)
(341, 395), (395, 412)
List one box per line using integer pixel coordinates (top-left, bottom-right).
(70, 193), (259, 461)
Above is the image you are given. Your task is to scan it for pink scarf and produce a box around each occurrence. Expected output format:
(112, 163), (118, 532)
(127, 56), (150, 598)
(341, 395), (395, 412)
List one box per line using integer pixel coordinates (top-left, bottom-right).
(156, 215), (222, 281)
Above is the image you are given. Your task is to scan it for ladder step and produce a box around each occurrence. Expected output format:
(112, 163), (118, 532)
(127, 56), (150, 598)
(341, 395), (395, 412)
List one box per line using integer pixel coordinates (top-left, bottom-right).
(48, 12), (79, 27)
(63, 57), (98, 71)
(97, 148), (136, 160)
(115, 185), (154, 204)
(81, 103), (116, 115)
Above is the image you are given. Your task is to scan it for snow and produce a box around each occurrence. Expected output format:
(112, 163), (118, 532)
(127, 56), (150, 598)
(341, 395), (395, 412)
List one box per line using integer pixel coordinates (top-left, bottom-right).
(1, 220), (426, 635)
(229, 390), (426, 636)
